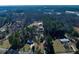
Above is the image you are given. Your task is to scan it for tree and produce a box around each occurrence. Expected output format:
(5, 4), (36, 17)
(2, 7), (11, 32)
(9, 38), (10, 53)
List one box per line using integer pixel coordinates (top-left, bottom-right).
(72, 31), (79, 37)
(76, 40), (79, 49)
(44, 35), (55, 54)
(75, 40), (79, 54)
(8, 31), (20, 47)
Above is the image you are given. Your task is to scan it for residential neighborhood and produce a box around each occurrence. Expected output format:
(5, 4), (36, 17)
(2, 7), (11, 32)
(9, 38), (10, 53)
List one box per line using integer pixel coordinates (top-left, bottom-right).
(0, 5), (79, 54)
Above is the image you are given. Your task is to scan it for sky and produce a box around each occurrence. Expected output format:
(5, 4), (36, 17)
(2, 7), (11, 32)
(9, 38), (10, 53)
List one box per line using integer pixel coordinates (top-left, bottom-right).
(0, 0), (79, 5)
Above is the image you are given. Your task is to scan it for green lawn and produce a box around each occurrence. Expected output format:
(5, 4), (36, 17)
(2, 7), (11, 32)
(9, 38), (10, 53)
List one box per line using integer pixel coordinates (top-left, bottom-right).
(0, 39), (31, 52)
(20, 44), (30, 52)
(53, 40), (66, 53)
(0, 40), (11, 49)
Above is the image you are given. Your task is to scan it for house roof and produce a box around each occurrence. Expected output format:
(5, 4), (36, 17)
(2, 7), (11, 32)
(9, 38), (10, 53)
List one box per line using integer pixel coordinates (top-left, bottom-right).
(59, 38), (69, 42)
(27, 39), (33, 45)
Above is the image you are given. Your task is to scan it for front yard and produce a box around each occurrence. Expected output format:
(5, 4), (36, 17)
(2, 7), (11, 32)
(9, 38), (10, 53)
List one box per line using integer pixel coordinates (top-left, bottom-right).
(53, 40), (66, 53)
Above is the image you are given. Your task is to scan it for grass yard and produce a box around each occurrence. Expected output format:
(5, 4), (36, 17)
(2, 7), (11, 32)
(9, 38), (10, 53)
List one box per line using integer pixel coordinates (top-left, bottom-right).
(20, 44), (30, 52)
(53, 40), (66, 53)
(0, 40), (11, 49)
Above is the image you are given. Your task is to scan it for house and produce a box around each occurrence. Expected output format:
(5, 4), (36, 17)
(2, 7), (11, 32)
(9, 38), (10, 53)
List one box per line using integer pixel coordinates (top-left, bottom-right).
(59, 38), (70, 49)
(27, 39), (33, 45)
(0, 26), (6, 39)
(28, 21), (44, 41)
(59, 38), (69, 43)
